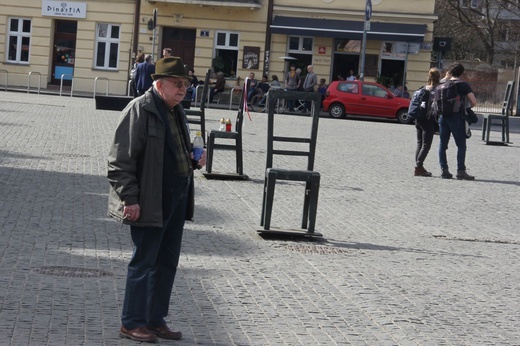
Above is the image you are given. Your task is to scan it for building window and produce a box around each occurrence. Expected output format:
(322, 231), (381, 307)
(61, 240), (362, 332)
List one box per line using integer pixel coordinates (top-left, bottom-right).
(335, 39), (361, 53)
(95, 23), (120, 69)
(7, 17), (31, 63)
(288, 36), (313, 52)
(213, 31), (239, 77)
(498, 28), (509, 41)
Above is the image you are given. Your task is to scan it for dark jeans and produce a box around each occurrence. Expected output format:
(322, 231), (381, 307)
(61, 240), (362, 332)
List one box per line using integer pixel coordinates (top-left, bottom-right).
(121, 176), (190, 329)
(438, 114), (466, 171)
(209, 88), (223, 103)
(130, 80), (138, 98)
(304, 89), (314, 111)
(415, 117), (435, 167)
(286, 88), (297, 110)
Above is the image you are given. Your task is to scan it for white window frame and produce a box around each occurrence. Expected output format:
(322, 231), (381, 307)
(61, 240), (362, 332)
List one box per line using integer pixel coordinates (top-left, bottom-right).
(287, 36), (313, 53)
(7, 17), (31, 64)
(213, 31), (239, 77)
(94, 23), (120, 70)
(215, 31), (239, 50)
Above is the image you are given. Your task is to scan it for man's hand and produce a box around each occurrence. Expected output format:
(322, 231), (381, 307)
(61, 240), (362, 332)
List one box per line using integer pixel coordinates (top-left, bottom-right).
(191, 150), (207, 168)
(123, 204), (140, 222)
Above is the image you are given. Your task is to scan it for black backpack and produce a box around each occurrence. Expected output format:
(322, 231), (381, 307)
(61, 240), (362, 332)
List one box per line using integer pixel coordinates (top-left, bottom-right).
(408, 87), (434, 121)
(433, 80), (463, 117)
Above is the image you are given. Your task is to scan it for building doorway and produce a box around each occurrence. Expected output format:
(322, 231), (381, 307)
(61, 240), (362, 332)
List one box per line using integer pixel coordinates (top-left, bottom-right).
(379, 59), (405, 89)
(162, 27), (196, 69)
(51, 20), (77, 86)
(332, 54), (359, 81)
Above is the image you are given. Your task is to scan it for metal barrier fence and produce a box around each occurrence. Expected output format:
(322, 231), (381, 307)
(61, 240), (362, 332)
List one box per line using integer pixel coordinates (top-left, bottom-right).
(470, 81), (514, 114)
(0, 71), (516, 115)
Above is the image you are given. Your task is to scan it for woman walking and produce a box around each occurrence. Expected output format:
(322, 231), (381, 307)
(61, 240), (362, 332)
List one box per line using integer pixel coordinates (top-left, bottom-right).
(414, 68), (440, 177)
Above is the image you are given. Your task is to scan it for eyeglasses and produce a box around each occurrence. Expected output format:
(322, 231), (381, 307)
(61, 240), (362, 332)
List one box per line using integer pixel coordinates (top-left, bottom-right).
(164, 79), (190, 88)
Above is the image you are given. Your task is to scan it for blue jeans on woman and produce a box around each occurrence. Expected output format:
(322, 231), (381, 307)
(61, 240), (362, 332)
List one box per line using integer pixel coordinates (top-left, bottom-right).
(438, 114), (466, 171)
(121, 176), (190, 330)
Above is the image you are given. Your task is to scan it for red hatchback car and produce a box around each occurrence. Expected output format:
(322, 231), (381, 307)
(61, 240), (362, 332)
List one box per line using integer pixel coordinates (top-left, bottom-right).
(323, 80), (412, 123)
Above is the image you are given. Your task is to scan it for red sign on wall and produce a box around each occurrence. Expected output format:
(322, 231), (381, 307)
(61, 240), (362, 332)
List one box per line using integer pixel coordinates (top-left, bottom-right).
(318, 46), (326, 54)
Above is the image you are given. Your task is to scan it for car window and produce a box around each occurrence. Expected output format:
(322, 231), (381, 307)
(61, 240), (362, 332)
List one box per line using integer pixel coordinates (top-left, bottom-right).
(362, 84), (387, 98)
(362, 85), (374, 96)
(338, 82), (358, 94)
(374, 86), (388, 98)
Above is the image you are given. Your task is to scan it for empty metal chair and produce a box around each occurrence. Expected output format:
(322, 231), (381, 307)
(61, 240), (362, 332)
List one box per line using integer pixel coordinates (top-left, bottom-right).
(258, 90), (322, 237)
(203, 78), (250, 180)
(481, 81), (515, 145)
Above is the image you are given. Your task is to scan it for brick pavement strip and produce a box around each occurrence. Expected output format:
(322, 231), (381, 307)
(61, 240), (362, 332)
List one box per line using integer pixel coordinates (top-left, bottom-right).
(0, 91), (519, 345)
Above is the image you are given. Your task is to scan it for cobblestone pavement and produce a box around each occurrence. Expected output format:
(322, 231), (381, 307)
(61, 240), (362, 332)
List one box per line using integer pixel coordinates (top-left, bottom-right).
(1, 91), (519, 345)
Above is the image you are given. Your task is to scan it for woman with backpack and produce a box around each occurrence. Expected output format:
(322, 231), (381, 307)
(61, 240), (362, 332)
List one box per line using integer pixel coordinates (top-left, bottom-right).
(414, 67), (440, 177)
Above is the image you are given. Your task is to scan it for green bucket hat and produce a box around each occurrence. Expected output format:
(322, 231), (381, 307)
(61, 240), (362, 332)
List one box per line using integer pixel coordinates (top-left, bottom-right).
(152, 57), (190, 80)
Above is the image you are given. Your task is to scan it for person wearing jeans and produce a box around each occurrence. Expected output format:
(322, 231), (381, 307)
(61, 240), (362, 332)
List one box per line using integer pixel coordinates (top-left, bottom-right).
(414, 68), (440, 177)
(437, 62), (477, 180)
(108, 57), (206, 343)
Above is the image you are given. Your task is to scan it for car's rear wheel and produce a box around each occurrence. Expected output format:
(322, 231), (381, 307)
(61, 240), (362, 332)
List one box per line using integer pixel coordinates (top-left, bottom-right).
(397, 108), (412, 124)
(329, 103), (345, 118)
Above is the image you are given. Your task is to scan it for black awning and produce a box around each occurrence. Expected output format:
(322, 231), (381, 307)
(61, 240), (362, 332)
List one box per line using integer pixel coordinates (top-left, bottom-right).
(270, 16), (426, 43)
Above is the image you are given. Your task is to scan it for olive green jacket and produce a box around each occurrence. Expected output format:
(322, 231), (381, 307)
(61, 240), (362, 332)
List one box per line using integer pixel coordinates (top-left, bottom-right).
(107, 89), (195, 227)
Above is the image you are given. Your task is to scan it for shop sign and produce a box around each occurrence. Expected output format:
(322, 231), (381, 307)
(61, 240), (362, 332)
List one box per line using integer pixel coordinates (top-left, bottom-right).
(243, 46), (260, 69)
(318, 47), (326, 54)
(42, 0), (87, 18)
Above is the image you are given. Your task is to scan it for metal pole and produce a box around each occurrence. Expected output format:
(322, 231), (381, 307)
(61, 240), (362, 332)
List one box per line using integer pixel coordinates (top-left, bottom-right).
(152, 9), (157, 62)
(360, 24), (368, 81)
(263, 0), (274, 78)
(359, 0), (372, 81)
(402, 42), (409, 93)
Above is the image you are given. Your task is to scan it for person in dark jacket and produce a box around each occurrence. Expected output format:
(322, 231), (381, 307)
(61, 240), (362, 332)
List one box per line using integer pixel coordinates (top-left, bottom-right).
(414, 68), (440, 177)
(438, 62), (477, 180)
(130, 53), (145, 98)
(209, 72), (225, 103)
(107, 57), (206, 343)
(134, 54), (155, 96)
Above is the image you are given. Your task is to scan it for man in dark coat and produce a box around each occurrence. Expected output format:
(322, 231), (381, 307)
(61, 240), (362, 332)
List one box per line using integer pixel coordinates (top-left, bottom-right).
(107, 57), (206, 343)
(134, 54), (155, 96)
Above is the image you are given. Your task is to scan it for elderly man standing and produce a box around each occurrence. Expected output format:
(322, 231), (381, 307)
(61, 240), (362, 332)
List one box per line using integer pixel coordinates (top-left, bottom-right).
(107, 57), (206, 343)
(302, 65), (317, 113)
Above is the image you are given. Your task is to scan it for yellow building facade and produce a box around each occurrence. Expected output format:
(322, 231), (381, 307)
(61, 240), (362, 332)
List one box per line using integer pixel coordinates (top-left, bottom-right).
(0, 0), (436, 95)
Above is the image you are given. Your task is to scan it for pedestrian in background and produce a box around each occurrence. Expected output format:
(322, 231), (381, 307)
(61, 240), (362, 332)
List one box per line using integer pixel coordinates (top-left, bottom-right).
(187, 68), (198, 102)
(107, 57), (206, 343)
(130, 53), (144, 98)
(134, 54), (155, 96)
(317, 78), (328, 110)
(162, 48), (172, 58)
(285, 65), (299, 112)
(302, 65), (317, 112)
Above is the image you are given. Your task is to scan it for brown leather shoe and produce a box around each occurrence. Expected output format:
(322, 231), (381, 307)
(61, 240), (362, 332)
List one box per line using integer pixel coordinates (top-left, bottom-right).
(414, 166), (432, 177)
(146, 324), (182, 340)
(120, 326), (157, 343)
